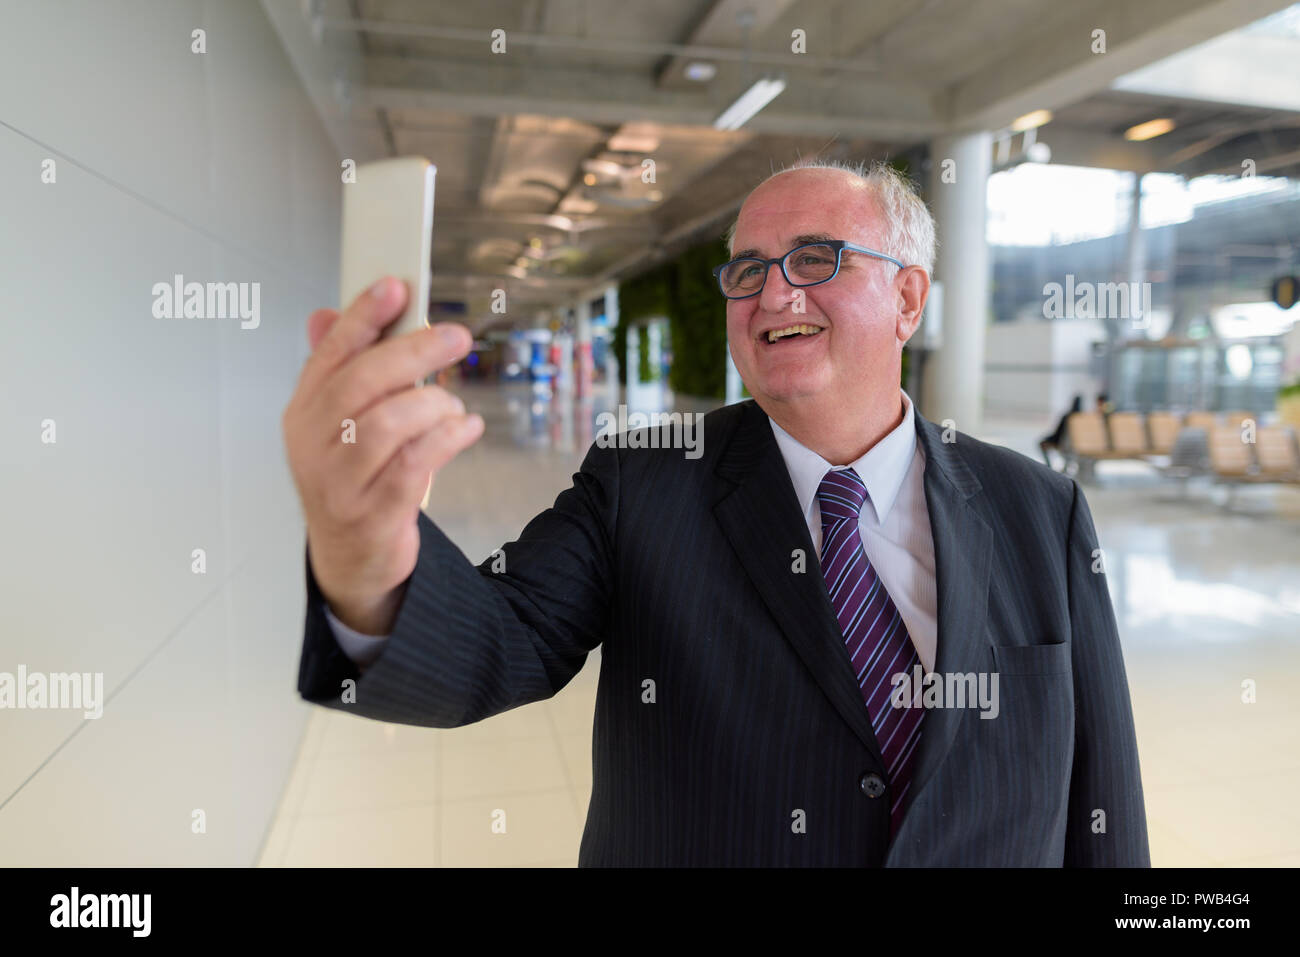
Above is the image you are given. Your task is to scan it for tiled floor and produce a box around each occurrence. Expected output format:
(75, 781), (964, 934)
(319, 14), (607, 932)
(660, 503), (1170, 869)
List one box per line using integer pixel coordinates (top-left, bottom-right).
(258, 382), (1300, 867)
(261, 665), (595, 867)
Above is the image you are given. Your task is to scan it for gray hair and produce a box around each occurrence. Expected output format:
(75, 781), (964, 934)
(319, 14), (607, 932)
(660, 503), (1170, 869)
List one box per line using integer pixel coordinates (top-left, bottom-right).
(725, 158), (937, 274)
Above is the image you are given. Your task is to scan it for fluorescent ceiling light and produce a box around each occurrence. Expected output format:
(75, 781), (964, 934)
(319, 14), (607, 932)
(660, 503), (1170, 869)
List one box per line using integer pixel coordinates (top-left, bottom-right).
(583, 158), (626, 178)
(608, 130), (661, 152)
(1010, 109), (1052, 132)
(559, 196), (599, 215)
(1124, 118), (1175, 141)
(713, 76), (786, 131)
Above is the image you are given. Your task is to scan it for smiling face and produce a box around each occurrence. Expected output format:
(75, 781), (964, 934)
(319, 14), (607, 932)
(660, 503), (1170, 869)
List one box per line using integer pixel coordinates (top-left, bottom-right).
(725, 167), (919, 424)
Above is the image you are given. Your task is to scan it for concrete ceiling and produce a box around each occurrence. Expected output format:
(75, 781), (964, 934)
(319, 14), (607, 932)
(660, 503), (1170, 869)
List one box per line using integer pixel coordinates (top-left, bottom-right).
(1044, 90), (1300, 179)
(268, 0), (1299, 328)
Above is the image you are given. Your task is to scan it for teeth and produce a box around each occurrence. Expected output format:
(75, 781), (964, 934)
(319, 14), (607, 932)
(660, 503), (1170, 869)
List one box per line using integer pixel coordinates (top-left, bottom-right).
(766, 324), (822, 343)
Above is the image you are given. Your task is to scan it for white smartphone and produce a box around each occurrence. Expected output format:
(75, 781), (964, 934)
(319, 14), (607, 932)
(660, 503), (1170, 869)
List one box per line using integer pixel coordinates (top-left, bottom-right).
(339, 156), (437, 386)
(340, 156), (440, 508)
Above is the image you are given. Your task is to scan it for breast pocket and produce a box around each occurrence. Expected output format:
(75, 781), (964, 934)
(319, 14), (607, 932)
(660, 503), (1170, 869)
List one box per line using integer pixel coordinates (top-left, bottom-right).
(990, 641), (1071, 676)
(975, 641), (1075, 819)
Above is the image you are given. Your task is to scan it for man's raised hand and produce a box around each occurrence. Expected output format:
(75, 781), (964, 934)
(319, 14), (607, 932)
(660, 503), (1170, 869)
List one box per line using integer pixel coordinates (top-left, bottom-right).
(282, 276), (484, 635)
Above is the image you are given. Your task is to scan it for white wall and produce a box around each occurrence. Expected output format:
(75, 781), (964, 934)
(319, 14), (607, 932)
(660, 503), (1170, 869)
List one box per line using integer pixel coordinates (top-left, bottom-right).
(0, 0), (340, 863)
(984, 317), (1106, 419)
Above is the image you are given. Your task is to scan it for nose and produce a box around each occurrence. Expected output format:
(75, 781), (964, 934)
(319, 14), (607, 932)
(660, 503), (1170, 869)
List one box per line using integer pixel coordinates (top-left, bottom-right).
(757, 260), (800, 313)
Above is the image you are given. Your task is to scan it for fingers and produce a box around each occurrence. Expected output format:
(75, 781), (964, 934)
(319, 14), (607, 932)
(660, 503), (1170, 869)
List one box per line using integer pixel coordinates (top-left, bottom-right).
(328, 321), (473, 423)
(332, 384), (467, 499)
(417, 409), (486, 476)
(300, 276), (409, 394)
(362, 409), (485, 510)
(281, 279), (485, 620)
(307, 308), (340, 351)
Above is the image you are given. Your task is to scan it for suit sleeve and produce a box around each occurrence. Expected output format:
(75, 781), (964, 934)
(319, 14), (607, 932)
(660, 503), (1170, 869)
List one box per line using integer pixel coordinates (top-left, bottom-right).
(296, 438), (618, 727)
(1061, 478), (1151, 866)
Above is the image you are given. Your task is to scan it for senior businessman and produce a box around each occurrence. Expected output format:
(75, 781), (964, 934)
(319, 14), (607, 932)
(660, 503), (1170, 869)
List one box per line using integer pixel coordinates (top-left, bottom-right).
(283, 159), (1150, 867)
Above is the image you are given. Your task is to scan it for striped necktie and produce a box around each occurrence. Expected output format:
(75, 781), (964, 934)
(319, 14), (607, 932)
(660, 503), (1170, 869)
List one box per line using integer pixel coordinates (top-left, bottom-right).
(816, 467), (923, 838)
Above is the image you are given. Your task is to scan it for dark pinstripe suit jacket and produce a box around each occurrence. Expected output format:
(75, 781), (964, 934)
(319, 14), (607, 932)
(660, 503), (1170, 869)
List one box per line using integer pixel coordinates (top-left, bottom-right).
(297, 398), (1150, 866)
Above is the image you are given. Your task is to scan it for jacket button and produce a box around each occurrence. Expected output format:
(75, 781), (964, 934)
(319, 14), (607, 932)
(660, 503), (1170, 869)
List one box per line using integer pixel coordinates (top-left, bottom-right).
(859, 773), (886, 798)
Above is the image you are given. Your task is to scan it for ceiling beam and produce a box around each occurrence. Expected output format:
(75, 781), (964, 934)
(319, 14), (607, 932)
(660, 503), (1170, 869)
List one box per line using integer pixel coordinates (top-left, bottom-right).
(656, 0), (802, 87)
(947, 0), (1294, 132)
(1024, 124), (1162, 173)
(436, 212), (658, 243)
(362, 51), (943, 138)
(840, 0), (954, 60)
(324, 15), (882, 73)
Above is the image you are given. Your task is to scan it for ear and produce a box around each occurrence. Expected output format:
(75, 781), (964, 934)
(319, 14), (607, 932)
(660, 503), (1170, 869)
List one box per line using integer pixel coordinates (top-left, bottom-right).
(896, 267), (930, 344)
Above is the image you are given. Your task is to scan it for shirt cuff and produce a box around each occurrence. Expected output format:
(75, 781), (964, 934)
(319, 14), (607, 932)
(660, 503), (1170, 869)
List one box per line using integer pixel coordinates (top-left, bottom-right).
(323, 603), (391, 668)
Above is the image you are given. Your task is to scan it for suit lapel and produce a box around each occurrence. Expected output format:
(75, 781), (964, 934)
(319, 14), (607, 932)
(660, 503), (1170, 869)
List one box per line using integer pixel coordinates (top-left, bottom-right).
(899, 413), (993, 824)
(712, 401), (886, 771)
(710, 401), (994, 803)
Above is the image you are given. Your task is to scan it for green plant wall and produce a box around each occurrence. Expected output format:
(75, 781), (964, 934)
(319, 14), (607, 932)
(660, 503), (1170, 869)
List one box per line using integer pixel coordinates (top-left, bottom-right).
(613, 262), (673, 388)
(616, 238), (730, 398)
(667, 238), (731, 398)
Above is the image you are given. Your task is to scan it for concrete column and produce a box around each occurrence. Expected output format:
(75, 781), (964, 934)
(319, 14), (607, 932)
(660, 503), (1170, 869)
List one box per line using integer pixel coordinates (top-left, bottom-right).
(923, 130), (993, 434)
(1124, 172), (1146, 342)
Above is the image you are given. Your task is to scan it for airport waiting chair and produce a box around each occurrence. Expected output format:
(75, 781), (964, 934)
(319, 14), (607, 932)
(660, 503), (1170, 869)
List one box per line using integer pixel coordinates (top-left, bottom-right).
(1146, 411), (1183, 455)
(1157, 427), (1210, 497)
(1221, 411), (1256, 432)
(1254, 426), (1300, 483)
(1209, 426), (1255, 478)
(1066, 412), (1130, 483)
(1108, 412), (1149, 455)
(1209, 425), (1254, 509)
(1206, 425), (1299, 508)
(1184, 411), (1219, 432)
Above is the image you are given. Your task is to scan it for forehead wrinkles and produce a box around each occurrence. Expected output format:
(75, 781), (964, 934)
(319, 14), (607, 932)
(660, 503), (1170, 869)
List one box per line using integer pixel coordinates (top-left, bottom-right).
(733, 179), (876, 254)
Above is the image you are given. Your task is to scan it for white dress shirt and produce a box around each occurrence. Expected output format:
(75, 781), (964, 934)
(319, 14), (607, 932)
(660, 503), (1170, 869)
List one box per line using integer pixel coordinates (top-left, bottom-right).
(326, 389), (938, 673)
(767, 389), (937, 672)
(325, 603), (389, 668)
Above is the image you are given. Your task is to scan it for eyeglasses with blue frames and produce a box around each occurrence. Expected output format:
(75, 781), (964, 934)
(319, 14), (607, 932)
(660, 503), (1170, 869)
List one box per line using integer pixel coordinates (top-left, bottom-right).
(713, 240), (906, 300)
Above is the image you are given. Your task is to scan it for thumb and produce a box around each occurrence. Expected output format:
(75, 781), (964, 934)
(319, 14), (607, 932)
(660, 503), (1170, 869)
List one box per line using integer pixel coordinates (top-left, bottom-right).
(307, 308), (340, 351)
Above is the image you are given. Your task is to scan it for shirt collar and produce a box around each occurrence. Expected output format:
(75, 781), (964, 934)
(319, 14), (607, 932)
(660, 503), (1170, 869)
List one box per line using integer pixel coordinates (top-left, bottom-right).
(768, 389), (918, 526)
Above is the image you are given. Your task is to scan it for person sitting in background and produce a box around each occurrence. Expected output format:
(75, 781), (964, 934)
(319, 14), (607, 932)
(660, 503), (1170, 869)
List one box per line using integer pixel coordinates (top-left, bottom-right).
(1039, 394), (1083, 469)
